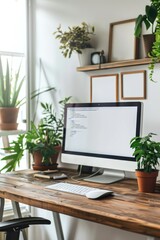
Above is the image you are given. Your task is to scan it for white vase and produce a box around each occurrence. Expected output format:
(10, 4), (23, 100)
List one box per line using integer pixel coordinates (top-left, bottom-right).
(78, 48), (95, 67)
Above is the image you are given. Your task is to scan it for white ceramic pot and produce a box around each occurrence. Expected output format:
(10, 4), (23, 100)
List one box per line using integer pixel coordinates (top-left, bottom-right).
(78, 48), (95, 66)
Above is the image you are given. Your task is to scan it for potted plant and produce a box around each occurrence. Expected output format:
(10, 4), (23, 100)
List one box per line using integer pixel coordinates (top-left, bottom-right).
(54, 22), (95, 65)
(130, 133), (160, 193)
(0, 97), (71, 172)
(0, 57), (55, 130)
(134, 1), (158, 58)
(0, 57), (25, 130)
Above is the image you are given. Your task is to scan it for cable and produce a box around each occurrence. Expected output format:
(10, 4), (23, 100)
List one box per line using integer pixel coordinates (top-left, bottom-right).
(70, 166), (102, 182)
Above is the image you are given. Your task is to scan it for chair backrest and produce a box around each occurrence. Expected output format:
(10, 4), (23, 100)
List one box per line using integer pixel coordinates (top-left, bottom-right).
(0, 217), (51, 240)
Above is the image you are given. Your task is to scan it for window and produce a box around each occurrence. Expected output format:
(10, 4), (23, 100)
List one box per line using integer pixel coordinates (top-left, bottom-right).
(0, 0), (29, 215)
(0, 0), (26, 53)
(0, 0), (28, 167)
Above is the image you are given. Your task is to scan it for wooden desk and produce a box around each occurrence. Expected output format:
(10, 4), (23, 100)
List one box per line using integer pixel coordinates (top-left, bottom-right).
(0, 169), (160, 240)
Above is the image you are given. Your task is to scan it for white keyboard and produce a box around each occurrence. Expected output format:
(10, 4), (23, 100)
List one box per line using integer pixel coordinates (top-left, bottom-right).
(46, 182), (111, 196)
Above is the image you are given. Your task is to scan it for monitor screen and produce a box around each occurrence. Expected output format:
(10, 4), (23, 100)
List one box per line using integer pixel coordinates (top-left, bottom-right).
(61, 102), (142, 181)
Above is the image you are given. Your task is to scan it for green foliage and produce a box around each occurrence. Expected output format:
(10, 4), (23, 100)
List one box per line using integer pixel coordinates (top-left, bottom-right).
(134, 4), (157, 38)
(54, 22), (95, 58)
(130, 133), (160, 173)
(149, 9), (160, 81)
(0, 57), (56, 107)
(141, 0), (160, 81)
(0, 135), (25, 172)
(0, 97), (71, 172)
(0, 57), (25, 107)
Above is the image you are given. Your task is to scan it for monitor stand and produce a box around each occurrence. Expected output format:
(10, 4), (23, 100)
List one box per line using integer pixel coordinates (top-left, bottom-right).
(83, 168), (125, 184)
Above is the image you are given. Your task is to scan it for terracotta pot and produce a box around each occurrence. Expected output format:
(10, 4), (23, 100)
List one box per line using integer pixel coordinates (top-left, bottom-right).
(0, 107), (19, 130)
(32, 145), (61, 171)
(135, 170), (158, 193)
(143, 34), (155, 58)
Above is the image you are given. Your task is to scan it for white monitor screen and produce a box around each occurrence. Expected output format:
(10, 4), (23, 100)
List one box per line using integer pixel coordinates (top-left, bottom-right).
(62, 102), (142, 173)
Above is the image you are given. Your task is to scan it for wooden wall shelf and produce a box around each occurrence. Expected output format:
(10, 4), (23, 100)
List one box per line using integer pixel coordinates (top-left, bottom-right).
(77, 58), (152, 72)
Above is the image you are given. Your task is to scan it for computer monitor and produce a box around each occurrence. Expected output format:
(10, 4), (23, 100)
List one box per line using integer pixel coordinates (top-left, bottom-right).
(61, 102), (142, 183)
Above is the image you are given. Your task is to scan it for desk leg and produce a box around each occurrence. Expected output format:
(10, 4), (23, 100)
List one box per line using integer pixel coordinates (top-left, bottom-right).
(0, 198), (4, 221)
(12, 201), (28, 240)
(52, 212), (64, 240)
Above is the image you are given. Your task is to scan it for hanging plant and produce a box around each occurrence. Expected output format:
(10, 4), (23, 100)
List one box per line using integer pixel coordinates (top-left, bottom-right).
(148, 0), (160, 81)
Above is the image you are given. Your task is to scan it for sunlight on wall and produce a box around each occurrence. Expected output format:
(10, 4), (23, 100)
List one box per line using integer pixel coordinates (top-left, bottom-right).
(0, 0), (26, 53)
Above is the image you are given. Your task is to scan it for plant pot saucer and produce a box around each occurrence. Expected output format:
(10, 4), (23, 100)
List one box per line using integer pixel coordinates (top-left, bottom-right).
(32, 163), (58, 171)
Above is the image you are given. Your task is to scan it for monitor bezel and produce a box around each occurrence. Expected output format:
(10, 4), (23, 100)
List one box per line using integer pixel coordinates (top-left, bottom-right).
(62, 101), (142, 163)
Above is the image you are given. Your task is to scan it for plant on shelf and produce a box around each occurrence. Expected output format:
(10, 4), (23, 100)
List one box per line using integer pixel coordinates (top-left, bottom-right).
(134, 0), (158, 59)
(53, 22), (95, 58)
(130, 133), (160, 192)
(134, 4), (157, 38)
(0, 57), (55, 130)
(0, 97), (71, 172)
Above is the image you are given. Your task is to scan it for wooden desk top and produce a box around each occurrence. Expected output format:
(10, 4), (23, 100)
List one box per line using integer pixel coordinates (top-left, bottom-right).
(0, 169), (160, 238)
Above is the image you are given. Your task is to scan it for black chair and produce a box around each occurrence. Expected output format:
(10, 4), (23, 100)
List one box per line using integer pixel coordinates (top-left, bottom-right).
(0, 217), (51, 240)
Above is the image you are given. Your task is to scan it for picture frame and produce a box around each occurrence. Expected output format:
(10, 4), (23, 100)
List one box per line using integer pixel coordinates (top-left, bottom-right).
(90, 74), (119, 102)
(121, 70), (146, 100)
(108, 19), (139, 62)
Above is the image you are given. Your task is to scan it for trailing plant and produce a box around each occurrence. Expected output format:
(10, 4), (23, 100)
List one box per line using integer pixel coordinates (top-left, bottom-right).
(149, 4), (160, 81)
(54, 22), (95, 58)
(130, 133), (160, 173)
(0, 97), (71, 172)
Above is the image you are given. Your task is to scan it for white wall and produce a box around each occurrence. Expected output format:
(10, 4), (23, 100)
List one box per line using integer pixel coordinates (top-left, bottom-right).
(29, 0), (160, 239)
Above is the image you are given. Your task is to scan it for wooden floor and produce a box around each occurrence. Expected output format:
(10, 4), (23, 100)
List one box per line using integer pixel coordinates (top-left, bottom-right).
(0, 169), (160, 238)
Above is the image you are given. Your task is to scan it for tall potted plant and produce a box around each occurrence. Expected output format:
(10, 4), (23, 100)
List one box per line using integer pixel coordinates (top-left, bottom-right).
(0, 57), (25, 130)
(54, 22), (95, 66)
(0, 57), (55, 130)
(0, 97), (71, 172)
(130, 133), (160, 193)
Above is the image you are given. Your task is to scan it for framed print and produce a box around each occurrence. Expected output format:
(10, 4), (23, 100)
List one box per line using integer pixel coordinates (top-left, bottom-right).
(121, 70), (146, 100)
(90, 74), (119, 102)
(108, 19), (139, 62)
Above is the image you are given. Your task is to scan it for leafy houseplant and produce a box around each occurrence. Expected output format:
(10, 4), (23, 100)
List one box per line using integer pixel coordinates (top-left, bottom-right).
(134, 0), (160, 81)
(130, 133), (160, 192)
(134, 4), (157, 38)
(0, 97), (71, 172)
(54, 22), (95, 58)
(134, 1), (158, 59)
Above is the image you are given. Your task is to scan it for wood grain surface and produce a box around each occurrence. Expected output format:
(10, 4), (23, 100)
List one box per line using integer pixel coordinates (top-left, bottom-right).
(0, 169), (160, 238)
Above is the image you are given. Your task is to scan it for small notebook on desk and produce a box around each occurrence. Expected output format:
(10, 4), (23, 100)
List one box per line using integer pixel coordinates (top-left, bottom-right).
(34, 171), (68, 180)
